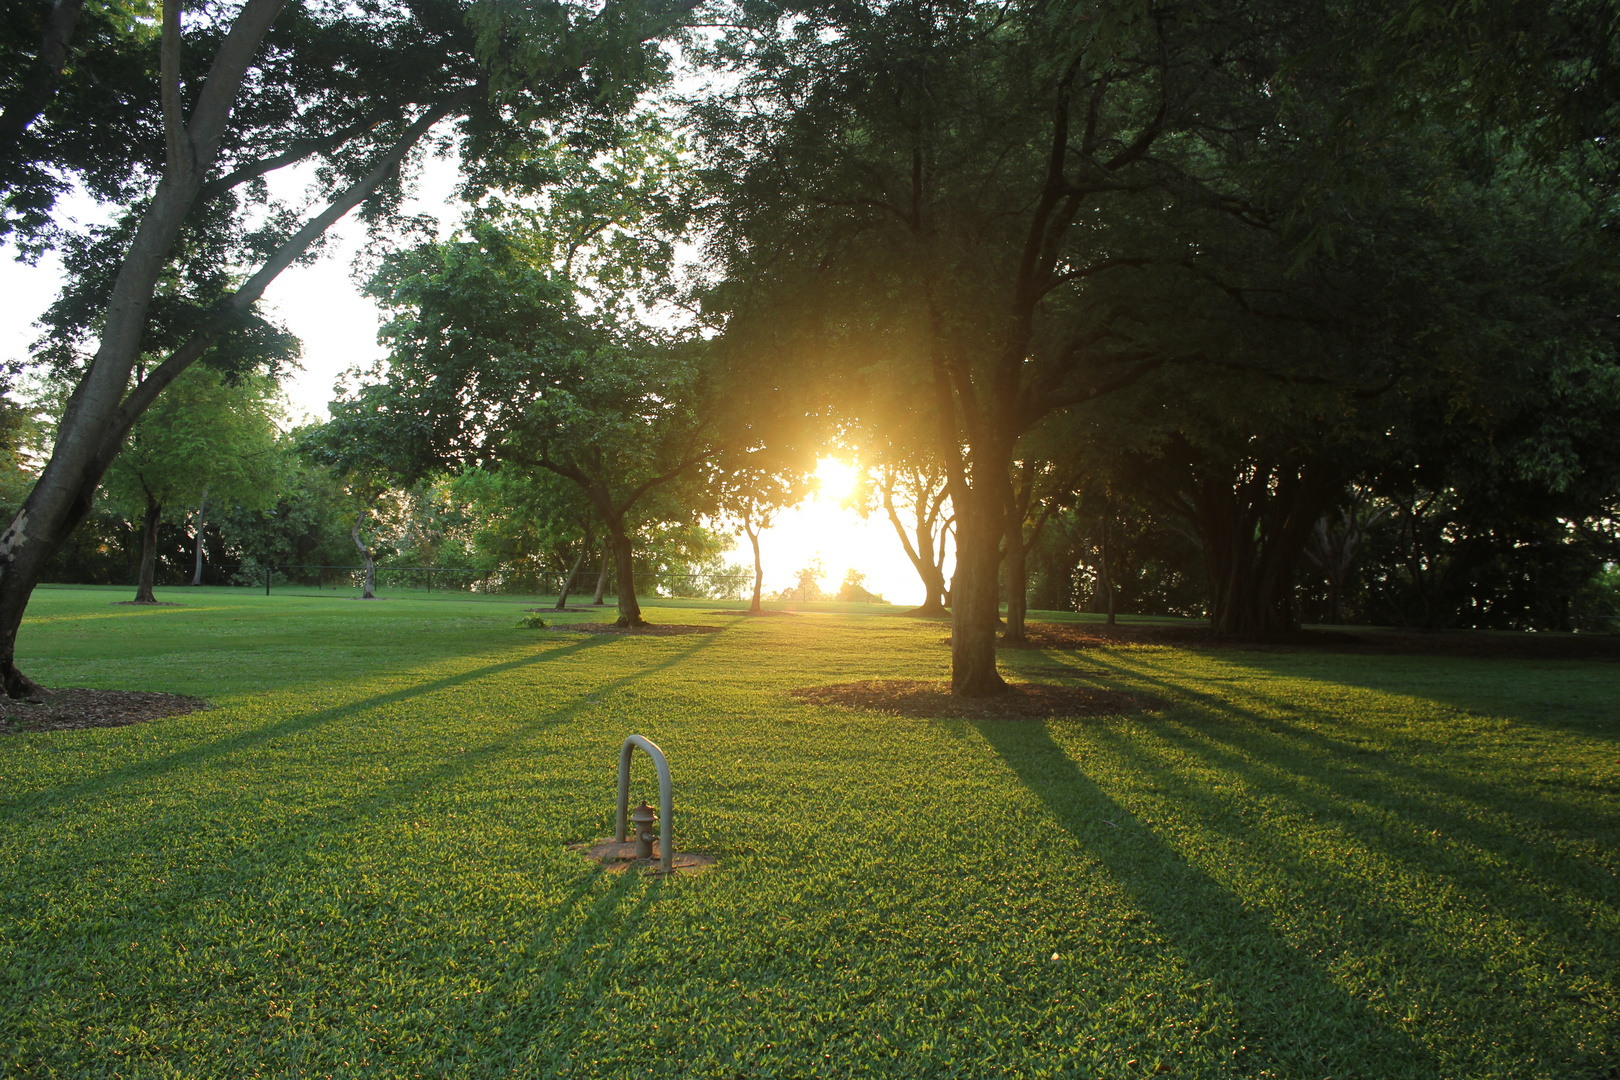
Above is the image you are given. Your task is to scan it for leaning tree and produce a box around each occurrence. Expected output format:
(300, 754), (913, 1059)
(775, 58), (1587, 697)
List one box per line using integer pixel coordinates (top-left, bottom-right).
(0, 0), (700, 694)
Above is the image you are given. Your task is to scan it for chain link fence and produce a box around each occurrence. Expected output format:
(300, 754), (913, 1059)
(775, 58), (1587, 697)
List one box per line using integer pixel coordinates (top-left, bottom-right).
(94, 562), (750, 600)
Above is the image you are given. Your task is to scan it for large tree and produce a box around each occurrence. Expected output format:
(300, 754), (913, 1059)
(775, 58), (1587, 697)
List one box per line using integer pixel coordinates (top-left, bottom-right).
(348, 212), (717, 626)
(690, 0), (1354, 692)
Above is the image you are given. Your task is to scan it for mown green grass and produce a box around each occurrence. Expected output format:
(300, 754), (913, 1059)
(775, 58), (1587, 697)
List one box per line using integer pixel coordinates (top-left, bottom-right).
(1, 585), (1615, 1078)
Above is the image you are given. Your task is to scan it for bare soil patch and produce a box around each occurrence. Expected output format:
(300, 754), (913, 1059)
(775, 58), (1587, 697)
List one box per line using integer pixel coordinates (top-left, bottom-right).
(789, 679), (1158, 720)
(977, 623), (1620, 660)
(0, 688), (209, 733)
(556, 622), (723, 636)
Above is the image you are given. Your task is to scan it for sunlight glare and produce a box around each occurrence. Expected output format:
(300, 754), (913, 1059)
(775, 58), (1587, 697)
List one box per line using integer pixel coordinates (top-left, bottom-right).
(814, 457), (860, 504)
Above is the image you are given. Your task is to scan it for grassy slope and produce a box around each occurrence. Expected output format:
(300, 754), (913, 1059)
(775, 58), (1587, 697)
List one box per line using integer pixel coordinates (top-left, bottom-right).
(0, 586), (1615, 1079)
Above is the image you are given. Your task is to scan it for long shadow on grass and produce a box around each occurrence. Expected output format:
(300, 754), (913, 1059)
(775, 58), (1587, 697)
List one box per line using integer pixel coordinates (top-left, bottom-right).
(1100, 658), (1620, 912)
(1216, 651), (1620, 742)
(1, 632), (720, 957)
(1067, 650), (1620, 854)
(1118, 696), (1618, 939)
(0, 635), (615, 817)
(978, 719), (1438, 1079)
(467, 867), (666, 1073)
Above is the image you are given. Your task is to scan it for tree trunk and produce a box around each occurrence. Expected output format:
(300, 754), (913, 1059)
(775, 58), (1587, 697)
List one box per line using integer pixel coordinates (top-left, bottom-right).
(949, 489), (1007, 696)
(747, 522), (764, 614)
(1101, 501), (1116, 626)
(134, 494), (162, 603)
(605, 517), (645, 627)
(189, 488), (207, 585)
(0, 0), (289, 696)
(592, 542), (610, 605)
(881, 468), (950, 616)
(555, 543), (587, 610)
(1185, 457), (1339, 637)
(352, 509), (376, 599)
(1003, 536), (1028, 643)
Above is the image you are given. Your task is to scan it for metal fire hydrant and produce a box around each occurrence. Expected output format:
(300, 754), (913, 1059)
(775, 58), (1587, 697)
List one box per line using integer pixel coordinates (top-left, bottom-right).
(631, 800), (658, 860)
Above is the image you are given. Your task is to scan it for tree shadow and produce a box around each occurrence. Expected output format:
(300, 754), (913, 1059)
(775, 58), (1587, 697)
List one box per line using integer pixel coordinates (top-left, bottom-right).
(2, 634), (615, 815)
(976, 718), (1438, 1078)
(0, 631), (724, 926)
(1214, 651), (1620, 742)
(1098, 658), (1620, 901)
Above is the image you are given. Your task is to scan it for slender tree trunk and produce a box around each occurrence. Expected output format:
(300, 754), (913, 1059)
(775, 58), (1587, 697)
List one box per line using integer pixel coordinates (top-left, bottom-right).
(555, 543), (587, 611)
(134, 494), (162, 603)
(189, 487), (207, 585)
(604, 517), (645, 627)
(1101, 501), (1116, 626)
(747, 522), (764, 615)
(352, 510), (376, 599)
(592, 542), (610, 605)
(881, 471), (949, 616)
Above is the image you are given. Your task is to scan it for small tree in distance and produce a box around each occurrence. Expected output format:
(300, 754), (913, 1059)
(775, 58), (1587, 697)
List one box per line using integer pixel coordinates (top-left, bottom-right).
(836, 569), (885, 604)
(101, 367), (281, 602)
(774, 559), (828, 602)
(717, 456), (812, 614)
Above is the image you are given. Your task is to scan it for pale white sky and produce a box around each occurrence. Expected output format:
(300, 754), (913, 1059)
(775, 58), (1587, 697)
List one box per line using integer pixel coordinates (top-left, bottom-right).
(0, 141), (943, 605)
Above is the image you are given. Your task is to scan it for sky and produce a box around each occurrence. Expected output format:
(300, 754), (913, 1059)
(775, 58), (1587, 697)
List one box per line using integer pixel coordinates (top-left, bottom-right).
(0, 148), (946, 606)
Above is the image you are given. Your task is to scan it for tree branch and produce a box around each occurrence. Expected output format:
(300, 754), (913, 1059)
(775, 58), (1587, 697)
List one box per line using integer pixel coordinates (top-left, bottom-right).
(0, 0), (85, 144)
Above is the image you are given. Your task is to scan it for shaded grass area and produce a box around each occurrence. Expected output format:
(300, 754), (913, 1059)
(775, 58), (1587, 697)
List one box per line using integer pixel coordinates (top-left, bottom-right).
(0, 586), (1615, 1077)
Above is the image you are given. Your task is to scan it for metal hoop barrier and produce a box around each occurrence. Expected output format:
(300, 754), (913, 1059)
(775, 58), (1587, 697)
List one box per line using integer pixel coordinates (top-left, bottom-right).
(615, 734), (673, 874)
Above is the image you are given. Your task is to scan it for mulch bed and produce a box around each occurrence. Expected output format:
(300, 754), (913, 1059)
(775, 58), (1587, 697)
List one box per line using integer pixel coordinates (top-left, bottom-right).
(111, 600), (182, 607)
(0, 688), (209, 734)
(789, 679), (1159, 720)
(973, 623), (1620, 660)
(523, 606), (602, 613)
(706, 609), (797, 617)
(554, 623), (724, 636)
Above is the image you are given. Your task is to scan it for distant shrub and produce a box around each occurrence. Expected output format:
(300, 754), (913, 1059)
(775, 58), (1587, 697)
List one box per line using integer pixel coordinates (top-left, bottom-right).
(515, 614), (549, 629)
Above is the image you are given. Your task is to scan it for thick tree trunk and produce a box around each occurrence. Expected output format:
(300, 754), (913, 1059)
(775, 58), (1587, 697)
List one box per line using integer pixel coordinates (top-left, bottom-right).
(352, 510), (376, 599)
(949, 492), (1007, 696)
(134, 495), (162, 603)
(747, 523), (764, 614)
(189, 488), (207, 585)
(1184, 458), (1339, 637)
(592, 542), (610, 605)
(555, 543), (587, 610)
(605, 518), (645, 627)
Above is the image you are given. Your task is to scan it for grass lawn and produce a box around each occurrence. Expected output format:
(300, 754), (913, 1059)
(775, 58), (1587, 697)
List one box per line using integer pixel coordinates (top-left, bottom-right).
(1, 585), (1615, 1078)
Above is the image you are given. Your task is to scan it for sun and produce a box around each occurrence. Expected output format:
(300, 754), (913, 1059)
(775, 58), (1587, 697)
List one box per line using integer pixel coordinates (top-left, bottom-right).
(813, 457), (860, 503)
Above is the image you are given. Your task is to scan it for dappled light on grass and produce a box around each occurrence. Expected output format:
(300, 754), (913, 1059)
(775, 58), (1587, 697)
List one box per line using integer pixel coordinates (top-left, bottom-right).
(0, 589), (1614, 1077)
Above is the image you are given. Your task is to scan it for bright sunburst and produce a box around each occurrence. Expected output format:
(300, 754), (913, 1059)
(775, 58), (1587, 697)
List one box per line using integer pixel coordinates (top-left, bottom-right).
(813, 456), (859, 504)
